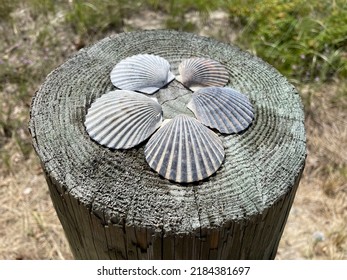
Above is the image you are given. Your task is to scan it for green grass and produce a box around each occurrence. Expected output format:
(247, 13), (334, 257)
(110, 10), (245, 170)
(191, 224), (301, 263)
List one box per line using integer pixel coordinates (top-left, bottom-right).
(147, 0), (222, 31)
(62, 0), (220, 36)
(65, 0), (124, 36)
(0, 0), (19, 23)
(226, 0), (347, 83)
(28, 0), (56, 18)
(2, 0), (346, 83)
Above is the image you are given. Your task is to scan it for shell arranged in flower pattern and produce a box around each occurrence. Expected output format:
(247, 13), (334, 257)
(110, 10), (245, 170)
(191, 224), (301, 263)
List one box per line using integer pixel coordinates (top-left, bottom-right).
(145, 114), (225, 183)
(85, 90), (162, 149)
(176, 57), (229, 91)
(110, 54), (175, 94)
(187, 87), (254, 134)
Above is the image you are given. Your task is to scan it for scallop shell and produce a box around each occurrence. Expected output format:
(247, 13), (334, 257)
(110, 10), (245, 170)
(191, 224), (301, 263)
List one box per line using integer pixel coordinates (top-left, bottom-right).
(176, 57), (229, 91)
(85, 90), (162, 149)
(110, 54), (175, 94)
(145, 114), (225, 183)
(187, 87), (254, 134)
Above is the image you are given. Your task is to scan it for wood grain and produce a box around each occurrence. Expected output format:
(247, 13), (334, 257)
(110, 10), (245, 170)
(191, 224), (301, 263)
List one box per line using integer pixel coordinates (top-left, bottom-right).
(29, 30), (306, 259)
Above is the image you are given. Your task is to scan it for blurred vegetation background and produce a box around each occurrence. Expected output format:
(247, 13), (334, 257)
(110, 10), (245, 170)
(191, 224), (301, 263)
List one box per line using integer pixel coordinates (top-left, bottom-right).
(0, 0), (346, 259)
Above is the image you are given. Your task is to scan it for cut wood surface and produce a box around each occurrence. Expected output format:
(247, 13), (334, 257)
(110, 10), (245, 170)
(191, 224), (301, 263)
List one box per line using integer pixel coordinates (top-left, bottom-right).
(29, 30), (306, 259)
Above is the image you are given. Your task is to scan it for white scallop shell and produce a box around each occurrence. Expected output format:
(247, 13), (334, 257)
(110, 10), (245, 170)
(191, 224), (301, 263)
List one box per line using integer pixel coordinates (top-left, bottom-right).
(145, 114), (225, 183)
(187, 87), (254, 134)
(176, 57), (229, 91)
(110, 54), (175, 94)
(85, 90), (162, 149)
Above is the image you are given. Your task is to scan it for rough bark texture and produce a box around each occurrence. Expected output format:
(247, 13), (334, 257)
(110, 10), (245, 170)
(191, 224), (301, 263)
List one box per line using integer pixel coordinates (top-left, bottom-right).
(29, 30), (306, 259)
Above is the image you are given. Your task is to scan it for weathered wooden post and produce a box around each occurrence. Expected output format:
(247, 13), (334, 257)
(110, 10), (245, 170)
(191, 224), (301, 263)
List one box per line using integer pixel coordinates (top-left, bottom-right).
(29, 30), (306, 259)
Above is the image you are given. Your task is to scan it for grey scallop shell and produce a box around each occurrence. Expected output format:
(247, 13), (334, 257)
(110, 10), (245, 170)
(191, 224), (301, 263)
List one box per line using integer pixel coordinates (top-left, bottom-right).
(85, 90), (162, 149)
(145, 114), (225, 183)
(110, 54), (175, 94)
(187, 87), (254, 134)
(176, 57), (229, 91)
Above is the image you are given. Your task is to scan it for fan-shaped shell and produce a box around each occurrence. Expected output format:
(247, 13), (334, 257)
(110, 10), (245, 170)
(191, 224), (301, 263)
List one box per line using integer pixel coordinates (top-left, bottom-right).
(110, 54), (175, 94)
(85, 90), (162, 149)
(176, 57), (229, 91)
(145, 114), (225, 183)
(187, 87), (254, 134)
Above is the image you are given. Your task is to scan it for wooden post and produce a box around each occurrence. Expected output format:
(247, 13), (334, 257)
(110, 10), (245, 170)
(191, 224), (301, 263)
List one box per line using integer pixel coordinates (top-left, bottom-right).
(29, 30), (306, 259)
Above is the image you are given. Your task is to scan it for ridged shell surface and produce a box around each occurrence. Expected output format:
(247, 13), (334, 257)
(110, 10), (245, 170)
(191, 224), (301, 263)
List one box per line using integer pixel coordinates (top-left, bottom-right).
(187, 87), (254, 134)
(85, 90), (162, 149)
(110, 54), (175, 94)
(177, 57), (229, 91)
(145, 114), (225, 183)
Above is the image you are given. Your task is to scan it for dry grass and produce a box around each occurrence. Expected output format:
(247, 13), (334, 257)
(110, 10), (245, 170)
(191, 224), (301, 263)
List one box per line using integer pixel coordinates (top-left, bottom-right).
(0, 6), (75, 260)
(0, 152), (73, 259)
(0, 5), (346, 260)
(277, 82), (347, 259)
